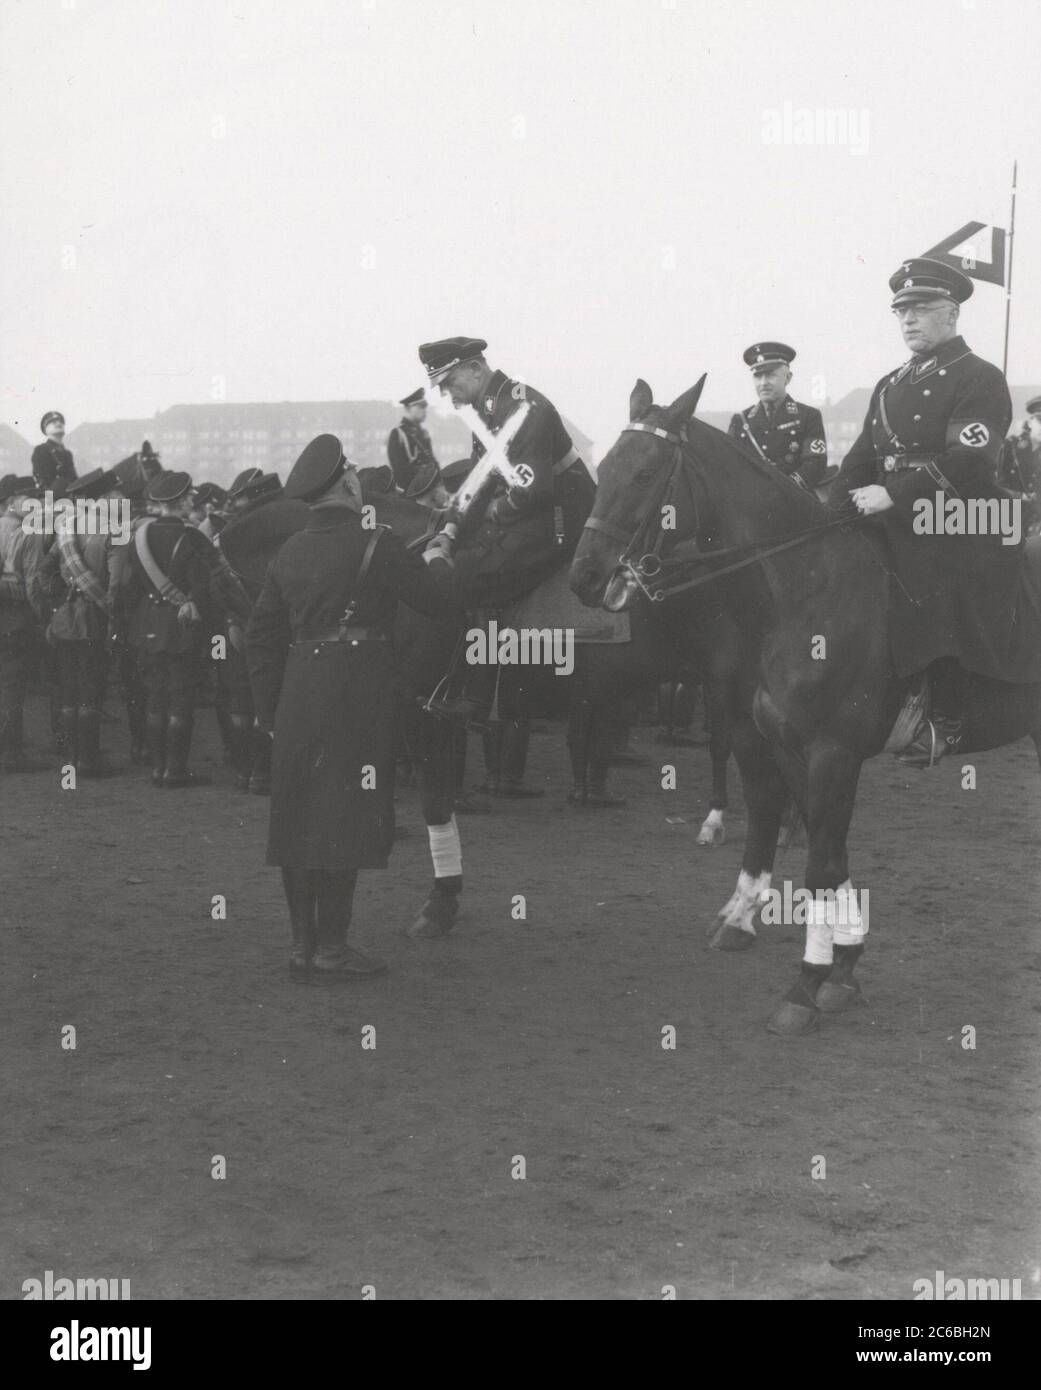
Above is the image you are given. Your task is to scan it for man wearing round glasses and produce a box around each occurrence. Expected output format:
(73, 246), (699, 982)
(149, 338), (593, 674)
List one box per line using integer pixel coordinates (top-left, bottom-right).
(833, 256), (1017, 767)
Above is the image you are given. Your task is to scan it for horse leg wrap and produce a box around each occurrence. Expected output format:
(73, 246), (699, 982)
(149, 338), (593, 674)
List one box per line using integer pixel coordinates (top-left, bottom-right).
(428, 816), (462, 885)
(803, 912), (834, 967)
(832, 878), (868, 946)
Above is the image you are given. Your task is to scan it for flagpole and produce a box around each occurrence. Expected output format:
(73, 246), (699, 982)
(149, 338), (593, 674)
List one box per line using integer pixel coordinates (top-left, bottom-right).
(1002, 159), (1017, 377)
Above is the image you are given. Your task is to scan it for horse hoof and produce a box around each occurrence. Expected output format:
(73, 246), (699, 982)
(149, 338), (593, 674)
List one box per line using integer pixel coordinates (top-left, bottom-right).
(696, 824), (726, 846)
(766, 1001), (820, 1036)
(709, 923), (756, 952)
(816, 980), (864, 1013)
(405, 893), (459, 940)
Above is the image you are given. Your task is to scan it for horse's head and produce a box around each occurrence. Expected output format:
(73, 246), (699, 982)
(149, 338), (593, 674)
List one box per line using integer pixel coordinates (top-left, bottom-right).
(570, 376), (706, 609)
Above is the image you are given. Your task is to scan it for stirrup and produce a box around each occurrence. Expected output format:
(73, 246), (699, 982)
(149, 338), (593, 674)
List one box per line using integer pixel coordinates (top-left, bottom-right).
(895, 719), (962, 769)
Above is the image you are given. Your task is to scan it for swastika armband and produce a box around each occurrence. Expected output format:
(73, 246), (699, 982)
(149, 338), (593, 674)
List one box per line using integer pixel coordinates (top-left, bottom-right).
(946, 418), (1002, 465)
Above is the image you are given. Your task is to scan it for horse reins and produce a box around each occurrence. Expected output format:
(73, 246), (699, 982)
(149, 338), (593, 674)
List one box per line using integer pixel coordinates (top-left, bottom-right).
(582, 421), (859, 603)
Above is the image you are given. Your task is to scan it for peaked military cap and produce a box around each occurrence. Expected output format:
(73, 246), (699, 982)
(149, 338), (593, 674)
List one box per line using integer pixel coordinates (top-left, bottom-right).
(237, 471), (282, 503)
(68, 467), (120, 501)
(1025, 395), (1041, 417)
(192, 482), (228, 508)
(440, 457), (473, 494)
(743, 342), (796, 371)
(399, 387), (427, 408)
(40, 410), (65, 432)
(0, 473), (19, 501)
(889, 257), (974, 307)
(419, 337), (488, 385)
(360, 464), (395, 500)
(147, 470), (193, 503)
(9, 475), (41, 498)
(228, 466), (264, 498)
(405, 459), (443, 500)
(284, 434), (347, 502)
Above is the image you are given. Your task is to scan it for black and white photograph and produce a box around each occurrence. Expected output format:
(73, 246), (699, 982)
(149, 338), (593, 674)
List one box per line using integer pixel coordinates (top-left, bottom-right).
(3, 0), (1039, 1340)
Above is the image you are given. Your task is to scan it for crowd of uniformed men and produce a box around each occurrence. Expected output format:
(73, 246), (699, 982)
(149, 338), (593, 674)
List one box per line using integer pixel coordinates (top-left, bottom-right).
(2, 276), (1039, 976)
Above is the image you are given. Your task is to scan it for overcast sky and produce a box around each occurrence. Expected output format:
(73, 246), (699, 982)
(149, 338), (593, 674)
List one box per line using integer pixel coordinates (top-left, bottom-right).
(2, 0), (1038, 458)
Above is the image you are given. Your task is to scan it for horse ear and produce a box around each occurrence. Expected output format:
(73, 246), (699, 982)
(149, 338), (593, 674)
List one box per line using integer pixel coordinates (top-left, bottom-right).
(629, 379), (653, 421)
(665, 375), (707, 428)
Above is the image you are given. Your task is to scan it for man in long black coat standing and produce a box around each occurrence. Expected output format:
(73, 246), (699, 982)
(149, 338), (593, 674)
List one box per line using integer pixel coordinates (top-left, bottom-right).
(246, 434), (460, 983)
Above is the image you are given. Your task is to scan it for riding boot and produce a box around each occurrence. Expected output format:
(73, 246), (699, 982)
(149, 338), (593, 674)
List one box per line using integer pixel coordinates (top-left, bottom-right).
(145, 712), (167, 787)
(248, 725), (272, 795)
(75, 706), (112, 777)
(566, 699), (593, 804)
(163, 715), (211, 788)
(587, 709), (627, 807)
(127, 700), (149, 764)
(214, 686), (236, 766)
(897, 658), (964, 768)
(497, 718), (544, 798)
(311, 870), (387, 980)
(57, 705), (79, 767)
(478, 722), (504, 795)
(281, 868), (317, 982)
(229, 716), (253, 791)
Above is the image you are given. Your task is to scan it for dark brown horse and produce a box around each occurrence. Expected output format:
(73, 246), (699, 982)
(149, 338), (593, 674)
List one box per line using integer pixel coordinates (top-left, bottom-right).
(570, 377), (1041, 1036)
(380, 491), (743, 835)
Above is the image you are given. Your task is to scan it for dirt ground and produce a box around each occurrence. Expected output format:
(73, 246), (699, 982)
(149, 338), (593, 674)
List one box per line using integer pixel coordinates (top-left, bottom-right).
(5, 692), (1040, 1301)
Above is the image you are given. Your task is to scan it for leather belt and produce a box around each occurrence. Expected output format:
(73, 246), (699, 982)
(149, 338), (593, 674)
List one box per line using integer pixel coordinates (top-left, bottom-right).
(293, 627), (388, 646)
(878, 453), (938, 474)
(553, 446), (583, 476)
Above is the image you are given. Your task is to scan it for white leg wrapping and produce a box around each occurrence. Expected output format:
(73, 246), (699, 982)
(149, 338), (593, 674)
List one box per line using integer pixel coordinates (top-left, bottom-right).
(719, 869), (771, 934)
(804, 895), (834, 966)
(428, 815), (462, 878)
(832, 878), (868, 945)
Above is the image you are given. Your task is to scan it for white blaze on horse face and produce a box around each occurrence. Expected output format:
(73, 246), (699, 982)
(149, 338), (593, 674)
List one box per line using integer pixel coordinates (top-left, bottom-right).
(718, 869), (771, 934)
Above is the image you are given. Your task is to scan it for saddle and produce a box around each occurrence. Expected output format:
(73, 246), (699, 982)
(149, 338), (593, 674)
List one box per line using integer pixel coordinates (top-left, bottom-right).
(504, 562), (631, 644)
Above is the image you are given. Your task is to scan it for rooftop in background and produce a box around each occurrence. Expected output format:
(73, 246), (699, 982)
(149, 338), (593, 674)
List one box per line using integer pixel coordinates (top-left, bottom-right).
(33, 381), (1039, 481)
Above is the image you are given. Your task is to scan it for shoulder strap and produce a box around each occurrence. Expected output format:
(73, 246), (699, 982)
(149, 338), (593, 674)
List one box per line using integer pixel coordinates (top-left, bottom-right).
(134, 520), (190, 606)
(339, 525), (388, 627)
(741, 412), (769, 462)
(396, 426), (418, 464)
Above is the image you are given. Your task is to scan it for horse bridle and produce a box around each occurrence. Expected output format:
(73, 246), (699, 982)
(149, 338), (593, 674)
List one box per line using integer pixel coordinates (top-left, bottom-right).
(582, 420), (857, 603)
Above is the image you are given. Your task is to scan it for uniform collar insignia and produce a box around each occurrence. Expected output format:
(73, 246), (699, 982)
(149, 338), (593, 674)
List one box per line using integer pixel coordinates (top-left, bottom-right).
(786, 398), (797, 413)
(909, 336), (970, 382)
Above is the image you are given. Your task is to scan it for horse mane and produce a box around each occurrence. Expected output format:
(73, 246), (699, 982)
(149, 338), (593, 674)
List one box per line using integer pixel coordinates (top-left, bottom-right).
(684, 414), (830, 520)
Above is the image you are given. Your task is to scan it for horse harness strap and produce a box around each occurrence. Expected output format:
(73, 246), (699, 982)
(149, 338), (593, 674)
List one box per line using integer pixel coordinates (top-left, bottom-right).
(586, 422), (860, 602)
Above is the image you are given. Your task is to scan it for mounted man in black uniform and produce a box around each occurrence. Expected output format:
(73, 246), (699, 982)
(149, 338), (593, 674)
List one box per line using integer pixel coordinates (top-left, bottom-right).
(728, 342), (829, 490)
(415, 337), (595, 759)
(833, 257), (1021, 767)
(31, 411), (78, 497)
(386, 388), (439, 494)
